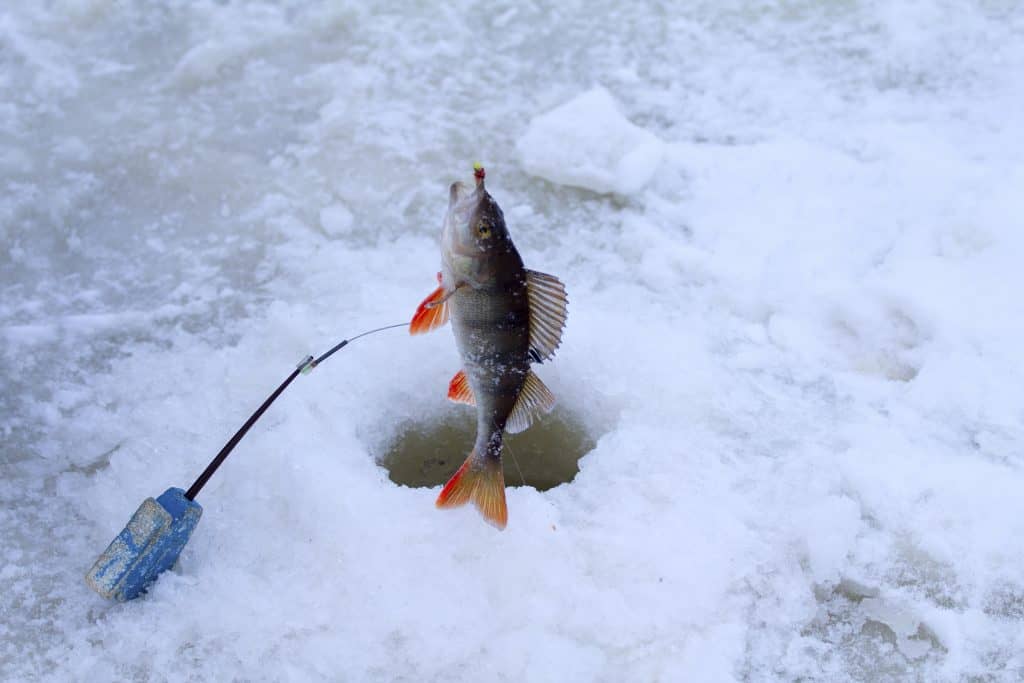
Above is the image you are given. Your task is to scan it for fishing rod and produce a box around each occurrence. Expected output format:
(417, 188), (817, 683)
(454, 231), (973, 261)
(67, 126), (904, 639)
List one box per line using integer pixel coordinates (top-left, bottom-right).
(86, 320), (407, 602)
(185, 321), (407, 500)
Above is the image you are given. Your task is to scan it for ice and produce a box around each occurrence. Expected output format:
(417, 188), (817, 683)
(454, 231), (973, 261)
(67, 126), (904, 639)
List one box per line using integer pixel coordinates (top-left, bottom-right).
(3, 1), (1024, 681)
(517, 87), (665, 195)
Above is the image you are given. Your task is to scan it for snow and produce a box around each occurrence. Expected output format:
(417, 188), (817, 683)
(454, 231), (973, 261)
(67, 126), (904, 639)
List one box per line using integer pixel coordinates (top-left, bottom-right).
(517, 87), (665, 195)
(2, 1), (1024, 681)
(318, 204), (354, 237)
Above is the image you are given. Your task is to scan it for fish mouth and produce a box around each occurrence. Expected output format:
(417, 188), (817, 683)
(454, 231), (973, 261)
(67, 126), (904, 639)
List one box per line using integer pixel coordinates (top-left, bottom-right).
(443, 178), (485, 259)
(448, 180), (481, 210)
(447, 180), (484, 227)
(448, 164), (487, 213)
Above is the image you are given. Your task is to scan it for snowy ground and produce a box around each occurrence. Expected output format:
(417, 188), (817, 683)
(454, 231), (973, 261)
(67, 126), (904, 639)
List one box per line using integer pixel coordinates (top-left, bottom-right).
(3, 1), (1024, 680)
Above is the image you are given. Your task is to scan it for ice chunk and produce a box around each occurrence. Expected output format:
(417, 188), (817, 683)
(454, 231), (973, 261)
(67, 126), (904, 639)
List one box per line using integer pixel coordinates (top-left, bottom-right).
(516, 87), (664, 195)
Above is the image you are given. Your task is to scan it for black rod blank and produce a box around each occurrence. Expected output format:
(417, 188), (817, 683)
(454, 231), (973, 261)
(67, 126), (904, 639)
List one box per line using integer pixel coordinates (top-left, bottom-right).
(184, 358), (309, 501)
(183, 321), (407, 501)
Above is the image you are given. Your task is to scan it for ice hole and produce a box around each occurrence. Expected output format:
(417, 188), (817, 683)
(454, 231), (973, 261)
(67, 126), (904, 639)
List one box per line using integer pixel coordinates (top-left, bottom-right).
(377, 406), (597, 491)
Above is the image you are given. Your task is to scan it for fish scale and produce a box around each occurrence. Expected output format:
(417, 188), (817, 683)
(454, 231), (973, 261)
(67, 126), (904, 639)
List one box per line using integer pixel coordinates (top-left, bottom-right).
(452, 285), (528, 456)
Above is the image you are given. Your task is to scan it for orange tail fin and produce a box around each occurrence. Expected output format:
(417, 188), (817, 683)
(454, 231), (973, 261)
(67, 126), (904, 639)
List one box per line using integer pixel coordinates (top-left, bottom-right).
(436, 451), (508, 530)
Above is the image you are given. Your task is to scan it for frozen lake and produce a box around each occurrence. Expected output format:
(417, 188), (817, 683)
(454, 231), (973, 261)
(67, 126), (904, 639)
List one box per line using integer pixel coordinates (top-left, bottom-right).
(2, 1), (1023, 680)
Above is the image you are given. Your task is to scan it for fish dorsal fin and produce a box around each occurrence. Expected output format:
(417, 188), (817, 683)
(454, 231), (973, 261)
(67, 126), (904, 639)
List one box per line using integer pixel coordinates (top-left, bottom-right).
(448, 369), (475, 405)
(525, 269), (568, 363)
(409, 285), (450, 335)
(505, 370), (555, 434)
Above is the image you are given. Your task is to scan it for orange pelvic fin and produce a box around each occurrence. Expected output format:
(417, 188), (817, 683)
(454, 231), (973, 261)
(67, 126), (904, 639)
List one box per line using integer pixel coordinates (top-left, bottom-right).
(447, 370), (476, 405)
(409, 285), (450, 335)
(436, 452), (507, 530)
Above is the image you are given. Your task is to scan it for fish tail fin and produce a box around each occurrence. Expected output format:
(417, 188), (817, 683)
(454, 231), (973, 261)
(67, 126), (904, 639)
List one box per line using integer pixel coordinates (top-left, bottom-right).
(435, 449), (507, 530)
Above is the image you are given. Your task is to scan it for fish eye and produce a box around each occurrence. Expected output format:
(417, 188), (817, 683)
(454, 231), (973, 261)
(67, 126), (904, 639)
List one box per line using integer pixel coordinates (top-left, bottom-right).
(477, 223), (491, 237)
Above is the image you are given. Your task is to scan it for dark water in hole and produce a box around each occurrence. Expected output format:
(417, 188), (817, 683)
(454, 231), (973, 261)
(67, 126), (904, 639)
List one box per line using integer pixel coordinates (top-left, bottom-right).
(379, 406), (595, 491)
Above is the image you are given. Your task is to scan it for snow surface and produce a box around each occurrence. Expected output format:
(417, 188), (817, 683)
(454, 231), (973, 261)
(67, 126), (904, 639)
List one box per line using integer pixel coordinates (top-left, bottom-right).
(517, 87), (665, 195)
(2, 1), (1024, 681)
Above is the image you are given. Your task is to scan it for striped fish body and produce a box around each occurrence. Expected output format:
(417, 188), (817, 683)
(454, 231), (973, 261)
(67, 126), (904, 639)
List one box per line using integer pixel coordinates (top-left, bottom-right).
(410, 166), (567, 529)
(449, 254), (531, 464)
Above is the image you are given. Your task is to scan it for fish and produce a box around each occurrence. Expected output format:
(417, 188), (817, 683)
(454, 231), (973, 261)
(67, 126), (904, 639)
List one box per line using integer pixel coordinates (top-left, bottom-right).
(409, 164), (568, 529)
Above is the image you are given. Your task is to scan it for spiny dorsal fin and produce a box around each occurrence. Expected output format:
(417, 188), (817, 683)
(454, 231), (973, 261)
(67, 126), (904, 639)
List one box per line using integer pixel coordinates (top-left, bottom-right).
(525, 269), (568, 363)
(448, 369), (475, 405)
(505, 370), (555, 434)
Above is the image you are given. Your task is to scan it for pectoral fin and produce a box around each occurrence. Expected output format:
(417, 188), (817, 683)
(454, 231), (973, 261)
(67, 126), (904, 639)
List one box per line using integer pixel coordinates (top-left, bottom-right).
(409, 285), (451, 335)
(525, 269), (568, 362)
(505, 370), (555, 434)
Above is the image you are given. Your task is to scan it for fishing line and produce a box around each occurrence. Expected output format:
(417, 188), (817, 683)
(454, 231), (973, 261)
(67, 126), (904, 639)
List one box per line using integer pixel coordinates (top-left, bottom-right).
(184, 321), (407, 501)
(305, 322), (409, 371)
(501, 429), (527, 488)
